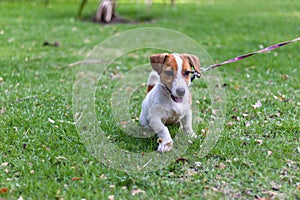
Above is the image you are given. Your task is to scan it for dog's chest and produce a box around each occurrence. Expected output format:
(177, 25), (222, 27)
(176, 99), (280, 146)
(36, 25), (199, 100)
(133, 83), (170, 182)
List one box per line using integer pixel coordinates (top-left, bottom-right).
(163, 103), (189, 125)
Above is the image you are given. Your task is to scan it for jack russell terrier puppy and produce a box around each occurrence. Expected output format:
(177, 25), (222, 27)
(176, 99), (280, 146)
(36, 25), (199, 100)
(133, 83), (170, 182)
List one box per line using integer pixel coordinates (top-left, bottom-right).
(139, 53), (201, 152)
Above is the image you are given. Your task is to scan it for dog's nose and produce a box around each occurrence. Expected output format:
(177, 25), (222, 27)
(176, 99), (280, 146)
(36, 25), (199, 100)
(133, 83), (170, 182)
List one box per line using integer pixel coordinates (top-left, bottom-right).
(176, 88), (185, 97)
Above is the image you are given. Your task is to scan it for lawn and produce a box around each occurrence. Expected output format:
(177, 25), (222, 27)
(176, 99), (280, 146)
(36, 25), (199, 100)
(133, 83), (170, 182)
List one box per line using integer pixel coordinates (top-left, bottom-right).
(0, 0), (299, 199)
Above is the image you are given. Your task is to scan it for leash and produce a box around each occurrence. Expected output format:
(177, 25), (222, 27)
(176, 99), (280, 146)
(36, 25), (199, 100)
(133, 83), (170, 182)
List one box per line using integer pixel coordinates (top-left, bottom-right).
(191, 37), (300, 82)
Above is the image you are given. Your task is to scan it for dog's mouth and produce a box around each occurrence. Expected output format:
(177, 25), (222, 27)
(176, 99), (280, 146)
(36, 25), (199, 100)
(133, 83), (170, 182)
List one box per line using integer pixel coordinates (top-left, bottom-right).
(171, 94), (184, 103)
(162, 85), (185, 103)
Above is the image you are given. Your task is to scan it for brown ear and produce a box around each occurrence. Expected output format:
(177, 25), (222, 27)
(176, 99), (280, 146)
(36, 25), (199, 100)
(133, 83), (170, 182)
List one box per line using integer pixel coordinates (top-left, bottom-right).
(182, 54), (201, 75)
(150, 53), (169, 74)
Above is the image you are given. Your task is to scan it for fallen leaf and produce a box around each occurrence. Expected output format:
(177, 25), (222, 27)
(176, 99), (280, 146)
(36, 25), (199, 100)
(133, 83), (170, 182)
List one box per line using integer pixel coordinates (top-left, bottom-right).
(227, 121), (233, 126)
(0, 107), (5, 114)
(0, 187), (8, 193)
(235, 83), (239, 90)
(56, 156), (67, 160)
(270, 181), (281, 191)
(194, 162), (201, 167)
(99, 174), (107, 179)
(231, 115), (240, 121)
(242, 113), (249, 117)
(175, 157), (189, 164)
(255, 139), (263, 145)
(48, 118), (55, 124)
(252, 100), (262, 109)
(56, 189), (64, 200)
(1, 162), (9, 167)
(120, 121), (128, 125)
(215, 163), (226, 169)
(109, 185), (115, 189)
(245, 121), (251, 127)
(185, 168), (198, 177)
(131, 189), (145, 196)
(273, 95), (285, 101)
(71, 177), (82, 181)
(282, 74), (289, 79)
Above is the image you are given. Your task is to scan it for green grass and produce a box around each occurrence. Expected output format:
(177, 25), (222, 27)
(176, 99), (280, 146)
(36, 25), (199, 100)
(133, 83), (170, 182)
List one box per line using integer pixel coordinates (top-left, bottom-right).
(0, 0), (299, 199)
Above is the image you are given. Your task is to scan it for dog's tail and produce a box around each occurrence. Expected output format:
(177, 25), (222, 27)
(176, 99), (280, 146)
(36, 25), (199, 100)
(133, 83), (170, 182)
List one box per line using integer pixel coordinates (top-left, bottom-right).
(147, 71), (159, 93)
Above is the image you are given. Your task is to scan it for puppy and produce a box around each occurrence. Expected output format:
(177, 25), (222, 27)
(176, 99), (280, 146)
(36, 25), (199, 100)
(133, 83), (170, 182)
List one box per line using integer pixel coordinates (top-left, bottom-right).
(139, 53), (201, 152)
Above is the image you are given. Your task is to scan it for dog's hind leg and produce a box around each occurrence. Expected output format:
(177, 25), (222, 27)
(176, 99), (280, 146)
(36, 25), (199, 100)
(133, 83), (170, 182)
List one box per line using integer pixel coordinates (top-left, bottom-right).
(146, 71), (159, 93)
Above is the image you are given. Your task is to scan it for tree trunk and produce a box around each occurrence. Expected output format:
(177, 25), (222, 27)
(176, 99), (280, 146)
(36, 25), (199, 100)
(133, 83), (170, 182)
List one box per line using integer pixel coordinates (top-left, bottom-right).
(95, 0), (117, 23)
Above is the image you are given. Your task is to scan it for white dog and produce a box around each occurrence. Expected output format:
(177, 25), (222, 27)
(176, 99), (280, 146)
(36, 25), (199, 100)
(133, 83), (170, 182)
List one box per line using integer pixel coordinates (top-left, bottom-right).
(139, 53), (201, 152)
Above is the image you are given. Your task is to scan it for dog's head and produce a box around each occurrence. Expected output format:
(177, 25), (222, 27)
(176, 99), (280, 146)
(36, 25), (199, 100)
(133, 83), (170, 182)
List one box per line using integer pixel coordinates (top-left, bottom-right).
(150, 53), (201, 103)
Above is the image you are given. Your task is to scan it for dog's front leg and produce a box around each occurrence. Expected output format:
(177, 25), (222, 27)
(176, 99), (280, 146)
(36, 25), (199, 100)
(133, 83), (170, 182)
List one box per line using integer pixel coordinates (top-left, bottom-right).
(148, 105), (173, 152)
(180, 108), (197, 138)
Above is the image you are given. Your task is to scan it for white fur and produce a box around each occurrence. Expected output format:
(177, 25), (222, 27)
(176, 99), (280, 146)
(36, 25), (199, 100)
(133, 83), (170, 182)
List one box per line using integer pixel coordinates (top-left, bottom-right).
(139, 54), (196, 153)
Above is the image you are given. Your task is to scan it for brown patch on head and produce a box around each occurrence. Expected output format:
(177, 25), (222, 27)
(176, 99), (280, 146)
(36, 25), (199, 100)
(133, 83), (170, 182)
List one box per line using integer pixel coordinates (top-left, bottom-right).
(159, 54), (178, 91)
(180, 55), (193, 84)
(150, 53), (178, 90)
(182, 54), (201, 77)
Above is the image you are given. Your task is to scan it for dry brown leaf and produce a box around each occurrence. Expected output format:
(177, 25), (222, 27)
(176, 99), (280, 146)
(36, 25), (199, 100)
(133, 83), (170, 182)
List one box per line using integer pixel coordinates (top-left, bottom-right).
(0, 187), (8, 193)
(282, 74), (289, 79)
(215, 163), (226, 169)
(71, 177), (82, 181)
(235, 83), (239, 90)
(255, 139), (263, 145)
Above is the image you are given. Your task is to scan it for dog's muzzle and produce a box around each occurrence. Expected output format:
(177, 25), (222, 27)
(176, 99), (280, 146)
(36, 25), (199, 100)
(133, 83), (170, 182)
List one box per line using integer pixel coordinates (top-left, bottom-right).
(176, 87), (185, 97)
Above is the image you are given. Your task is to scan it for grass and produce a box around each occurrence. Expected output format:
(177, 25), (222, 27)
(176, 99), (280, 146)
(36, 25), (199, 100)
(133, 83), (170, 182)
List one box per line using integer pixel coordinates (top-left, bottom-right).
(0, 0), (299, 199)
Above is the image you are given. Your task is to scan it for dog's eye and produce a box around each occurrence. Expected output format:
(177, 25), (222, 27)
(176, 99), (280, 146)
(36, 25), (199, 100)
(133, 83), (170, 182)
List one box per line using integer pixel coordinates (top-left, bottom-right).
(183, 71), (191, 77)
(164, 70), (174, 76)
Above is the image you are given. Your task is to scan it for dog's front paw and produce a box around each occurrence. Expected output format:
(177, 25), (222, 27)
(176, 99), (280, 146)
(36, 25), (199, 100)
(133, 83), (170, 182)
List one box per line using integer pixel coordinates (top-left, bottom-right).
(157, 138), (173, 153)
(188, 130), (197, 139)
(183, 128), (197, 139)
